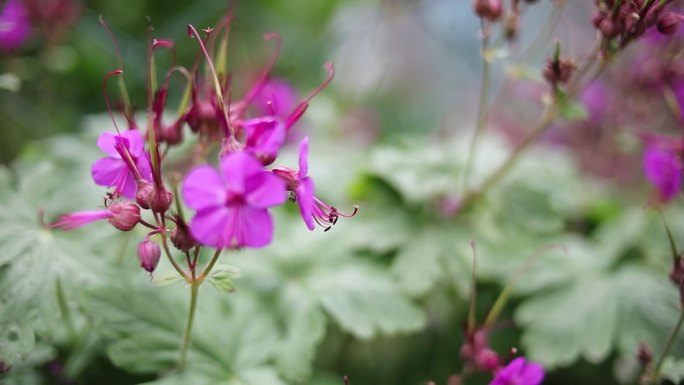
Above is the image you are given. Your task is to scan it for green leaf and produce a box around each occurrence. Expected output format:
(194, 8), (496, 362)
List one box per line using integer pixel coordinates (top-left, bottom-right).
(206, 264), (242, 293)
(661, 357), (684, 383)
(153, 271), (185, 287)
(559, 99), (589, 121)
(84, 275), (282, 382)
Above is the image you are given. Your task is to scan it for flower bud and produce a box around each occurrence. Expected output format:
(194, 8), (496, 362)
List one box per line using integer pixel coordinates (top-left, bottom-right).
(107, 202), (141, 231)
(599, 18), (619, 38)
(136, 180), (154, 209)
(137, 239), (161, 273)
(475, 348), (500, 371)
(543, 58), (576, 85)
(171, 219), (197, 252)
(638, 342), (653, 366)
(473, 0), (502, 22)
(151, 187), (173, 213)
(657, 12), (681, 35)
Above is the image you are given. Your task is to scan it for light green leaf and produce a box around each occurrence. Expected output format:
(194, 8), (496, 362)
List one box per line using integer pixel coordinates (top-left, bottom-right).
(560, 99), (589, 121)
(206, 264), (242, 293)
(153, 271), (185, 287)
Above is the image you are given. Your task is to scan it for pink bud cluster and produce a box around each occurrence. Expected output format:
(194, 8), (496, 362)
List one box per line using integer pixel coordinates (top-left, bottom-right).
(44, 6), (356, 274)
(593, 0), (682, 49)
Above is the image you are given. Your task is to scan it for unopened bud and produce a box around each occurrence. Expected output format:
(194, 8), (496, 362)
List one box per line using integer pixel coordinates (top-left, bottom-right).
(136, 180), (154, 209)
(473, 0), (503, 22)
(638, 342), (653, 366)
(151, 187), (173, 213)
(107, 202), (140, 231)
(171, 218), (197, 252)
(475, 348), (500, 371)
(543, 58), (576, 85)
(599, 18), (619, 38)
(657, 12), (681, 35)
(137, 239), (161, 273)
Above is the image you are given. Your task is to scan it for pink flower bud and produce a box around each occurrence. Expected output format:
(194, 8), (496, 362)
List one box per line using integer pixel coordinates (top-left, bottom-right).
(171, 218), (197, 252)
(107, 202), (141, 231)
(151, 187), (173, 213)
(136, 180), (154, 209)
(137, 239), (161, 273)
(657, 12), (681, 35)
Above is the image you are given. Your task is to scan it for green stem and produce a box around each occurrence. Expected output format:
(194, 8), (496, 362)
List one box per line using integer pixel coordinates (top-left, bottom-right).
(160, 231), (190, 282)
(459, 103), (559, 209)
(178, 281), (200, 369)
(462, 18), (491, 192)
(198, 248), (223, 282)
(651, 308), (684, 384)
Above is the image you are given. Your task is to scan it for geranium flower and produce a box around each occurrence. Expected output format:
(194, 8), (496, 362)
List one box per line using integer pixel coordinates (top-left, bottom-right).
(240, 116), (286, 165)
(91, 130), (152, 199)
(182, 152), (286, 248)
(252, 77), (298, 119)
(273, 137), (357, 231)
(489, 357), (544, 385)
(644, 143), (682, 203)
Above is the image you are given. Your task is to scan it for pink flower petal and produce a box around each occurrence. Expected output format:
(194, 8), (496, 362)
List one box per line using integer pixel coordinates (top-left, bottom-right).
(91, 157), (127, 188)
(246, 172), (286, 208)
(190, 206), (233, 248)
(120, 130), (146, 158)
(182, 165), (227, 211)
(52, 210), (113, 230)
(296, 177), (315, 230)
(96, 132), (124, 158)
(220, 152), (262, 195)
(235, 206), (274, 248)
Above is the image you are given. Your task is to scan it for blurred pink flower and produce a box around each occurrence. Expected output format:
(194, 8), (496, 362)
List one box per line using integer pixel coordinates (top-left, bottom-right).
(0, 0), (30, 52)
(489, 357), (544, 385)
(644, 143), (682, 203)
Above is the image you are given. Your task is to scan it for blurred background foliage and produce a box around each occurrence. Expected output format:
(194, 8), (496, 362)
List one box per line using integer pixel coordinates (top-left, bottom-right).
(2, 1), (684, 385)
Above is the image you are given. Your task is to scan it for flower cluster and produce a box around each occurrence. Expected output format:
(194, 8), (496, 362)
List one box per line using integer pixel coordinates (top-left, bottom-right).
(44, 9), (356, 275)
(593, 0), (682, 50)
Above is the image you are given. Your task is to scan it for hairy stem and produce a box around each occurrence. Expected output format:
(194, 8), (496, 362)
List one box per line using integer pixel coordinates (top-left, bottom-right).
(160, 231), (190, 282)
(178, 281), (200, 369)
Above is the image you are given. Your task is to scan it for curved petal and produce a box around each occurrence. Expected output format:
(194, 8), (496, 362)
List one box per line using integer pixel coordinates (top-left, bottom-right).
(96, 132), (124, 158)
(295, 177), (315, 230)
(220, 152), (263, 195)
(189, 207), (232, 248)
(246, 172), (286, 208)
(121, 129), (146, 158)
(298, 136), (309, 178)
(182, 165), (226, 210)
(52, 210), (113, 231)
(91, 157), (127, 188)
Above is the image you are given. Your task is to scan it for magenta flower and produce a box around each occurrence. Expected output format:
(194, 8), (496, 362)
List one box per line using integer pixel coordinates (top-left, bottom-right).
(644, 143), (683, 203)
(240, 116), (286, 165)
(273, 137), (357, 231)
(0, 0), (30, 52)
(252, 77), (298, 119)
(47, 202), (141, 231)
(489, 357), (544, 385)
(181, 152), (286, 248)
(91, 130), (152, 199)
